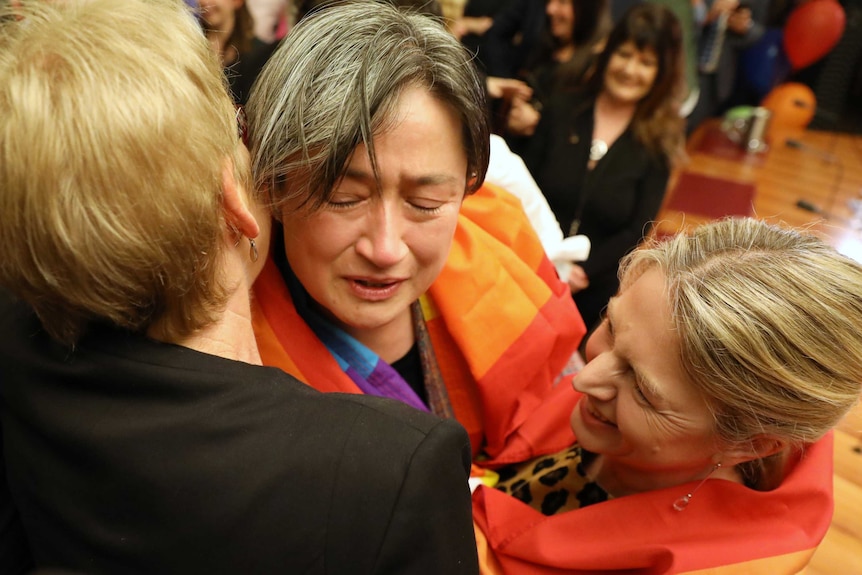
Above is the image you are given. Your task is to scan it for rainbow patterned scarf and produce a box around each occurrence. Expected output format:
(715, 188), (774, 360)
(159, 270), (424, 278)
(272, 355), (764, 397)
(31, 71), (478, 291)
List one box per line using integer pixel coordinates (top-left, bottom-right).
(473, 409), (835, 575)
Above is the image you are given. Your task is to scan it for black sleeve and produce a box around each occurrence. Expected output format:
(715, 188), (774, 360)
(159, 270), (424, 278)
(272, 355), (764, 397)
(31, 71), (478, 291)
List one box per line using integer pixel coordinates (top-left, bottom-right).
(371, 418), (478, 574)
(0, 421), (35, 575)
(522, 95), (554, 176)
(482, 0), (529, 78)
(326, 404), (478, 575)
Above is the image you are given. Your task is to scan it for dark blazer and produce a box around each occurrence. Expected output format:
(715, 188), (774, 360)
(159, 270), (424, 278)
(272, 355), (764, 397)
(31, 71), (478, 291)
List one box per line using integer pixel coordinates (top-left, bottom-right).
(525, 93), (670, 331)
(0, 296), (478, 575)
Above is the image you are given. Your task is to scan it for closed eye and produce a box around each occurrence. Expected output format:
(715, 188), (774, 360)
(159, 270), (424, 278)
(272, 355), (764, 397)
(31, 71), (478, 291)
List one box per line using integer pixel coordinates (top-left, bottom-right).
(632, 377), (652, 407)
(408, 202), (443, 215)
(326, 199), (362, 210)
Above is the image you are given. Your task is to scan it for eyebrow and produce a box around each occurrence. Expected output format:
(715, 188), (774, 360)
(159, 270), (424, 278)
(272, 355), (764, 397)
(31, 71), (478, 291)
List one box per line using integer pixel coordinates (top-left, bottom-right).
(606, 301), (666, 404)
(343, 168), (462, 188)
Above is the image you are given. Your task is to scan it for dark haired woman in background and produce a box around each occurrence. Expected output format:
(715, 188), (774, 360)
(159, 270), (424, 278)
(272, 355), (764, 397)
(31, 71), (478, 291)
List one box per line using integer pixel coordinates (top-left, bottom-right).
(200, 0), (278, 104)
(524, 2), (686, 333)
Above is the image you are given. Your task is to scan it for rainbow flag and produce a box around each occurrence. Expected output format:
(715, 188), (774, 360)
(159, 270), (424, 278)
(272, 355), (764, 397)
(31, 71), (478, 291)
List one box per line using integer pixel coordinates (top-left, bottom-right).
(472, 429), (834, 574)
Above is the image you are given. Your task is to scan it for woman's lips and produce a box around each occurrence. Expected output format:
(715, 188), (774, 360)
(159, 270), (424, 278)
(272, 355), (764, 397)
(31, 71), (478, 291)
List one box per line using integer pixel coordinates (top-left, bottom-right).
(348, 277), (403, 301)
(580, 398), (617, 428)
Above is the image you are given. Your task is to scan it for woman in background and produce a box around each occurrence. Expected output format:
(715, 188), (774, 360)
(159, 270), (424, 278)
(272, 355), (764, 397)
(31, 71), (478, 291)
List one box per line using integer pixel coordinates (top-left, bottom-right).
(504, 0), (611, 151)
(200, 0), (278, 104)
(525, 2), (686, 333)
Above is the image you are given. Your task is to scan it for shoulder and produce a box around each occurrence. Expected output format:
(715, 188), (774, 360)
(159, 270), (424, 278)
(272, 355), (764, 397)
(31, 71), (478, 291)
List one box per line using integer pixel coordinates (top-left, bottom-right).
(327, 392), (471, 455)
(320, 395), (477, 573)
(314, 393), (472, 500)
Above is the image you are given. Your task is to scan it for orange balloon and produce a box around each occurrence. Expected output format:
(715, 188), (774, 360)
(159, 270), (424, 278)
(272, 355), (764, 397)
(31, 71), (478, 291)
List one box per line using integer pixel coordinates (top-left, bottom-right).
(761, 83), (816, 128)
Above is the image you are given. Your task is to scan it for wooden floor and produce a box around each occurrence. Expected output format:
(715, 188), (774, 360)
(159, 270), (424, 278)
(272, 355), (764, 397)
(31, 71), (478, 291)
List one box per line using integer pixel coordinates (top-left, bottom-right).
(655, 121), (862, 574)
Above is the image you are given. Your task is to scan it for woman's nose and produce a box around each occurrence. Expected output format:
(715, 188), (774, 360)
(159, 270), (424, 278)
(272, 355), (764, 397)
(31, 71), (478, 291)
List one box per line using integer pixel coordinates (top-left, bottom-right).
(572, 353), (618, 402)
(621, 58), (639, 75)
(354, 201), (408, 268)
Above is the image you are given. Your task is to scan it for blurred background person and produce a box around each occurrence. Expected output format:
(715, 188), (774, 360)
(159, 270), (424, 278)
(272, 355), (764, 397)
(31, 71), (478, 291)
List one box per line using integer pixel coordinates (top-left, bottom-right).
(686, 0), (768, 132)
(504, 0), (611, 154)
(246, 0), (291, 42)
(524, 2), (686, 334)
(200, 0), (279, 104)
(0, 1), (478, 573)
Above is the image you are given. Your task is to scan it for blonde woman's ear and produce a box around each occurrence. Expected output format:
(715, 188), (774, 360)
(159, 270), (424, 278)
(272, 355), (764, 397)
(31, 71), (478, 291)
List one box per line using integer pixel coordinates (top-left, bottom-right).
(221, 159), (260, 241)
(721, 435), (789, 467)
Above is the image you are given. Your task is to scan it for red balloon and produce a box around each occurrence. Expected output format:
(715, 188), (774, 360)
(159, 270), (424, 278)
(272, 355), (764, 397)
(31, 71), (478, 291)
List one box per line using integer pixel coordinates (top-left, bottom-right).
(783, 0), (846, 70)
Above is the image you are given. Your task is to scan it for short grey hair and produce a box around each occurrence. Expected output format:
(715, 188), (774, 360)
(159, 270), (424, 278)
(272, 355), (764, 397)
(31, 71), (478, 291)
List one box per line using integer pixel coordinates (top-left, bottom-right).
(246, 0), (489, 212)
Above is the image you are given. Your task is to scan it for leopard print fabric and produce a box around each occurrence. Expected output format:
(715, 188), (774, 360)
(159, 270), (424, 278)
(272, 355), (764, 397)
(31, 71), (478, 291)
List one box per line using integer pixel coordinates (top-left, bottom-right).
(494, 445), (610, 515)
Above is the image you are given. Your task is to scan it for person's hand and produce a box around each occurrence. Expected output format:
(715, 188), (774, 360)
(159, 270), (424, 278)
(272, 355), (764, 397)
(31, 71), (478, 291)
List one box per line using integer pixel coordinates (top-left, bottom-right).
(486, 77), (533, 101)
(506, 96), (541, 136)
(727, 6), (753, 34)
(568, 264), (589, 294)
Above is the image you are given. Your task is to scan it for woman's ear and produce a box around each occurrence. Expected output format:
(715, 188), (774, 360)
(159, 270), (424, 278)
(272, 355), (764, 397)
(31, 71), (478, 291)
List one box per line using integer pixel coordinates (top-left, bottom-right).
(222, 159), (260, 240)
(720, 435), (789, 467)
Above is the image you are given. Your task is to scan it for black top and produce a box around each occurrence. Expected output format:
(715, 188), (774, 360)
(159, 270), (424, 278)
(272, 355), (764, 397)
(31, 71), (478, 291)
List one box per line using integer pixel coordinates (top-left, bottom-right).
(0, 294), (478, 574)
(524, 92), (670, 329)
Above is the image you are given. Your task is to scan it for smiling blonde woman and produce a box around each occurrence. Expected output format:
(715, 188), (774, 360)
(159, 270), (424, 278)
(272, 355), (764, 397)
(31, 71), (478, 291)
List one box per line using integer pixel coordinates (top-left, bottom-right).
(474, 217), (862, 574)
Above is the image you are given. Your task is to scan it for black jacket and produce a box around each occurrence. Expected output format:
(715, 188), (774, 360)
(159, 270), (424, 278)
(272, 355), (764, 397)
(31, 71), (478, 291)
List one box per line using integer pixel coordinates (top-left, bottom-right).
(525, 93), (670, 330)
(0, 296), (478, 574)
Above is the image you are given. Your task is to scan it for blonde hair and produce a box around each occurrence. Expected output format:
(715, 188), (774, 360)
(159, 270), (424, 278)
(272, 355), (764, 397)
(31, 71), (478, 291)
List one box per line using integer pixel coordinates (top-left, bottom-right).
(0, 0), (243, 346)
(620, 218), (862, 487)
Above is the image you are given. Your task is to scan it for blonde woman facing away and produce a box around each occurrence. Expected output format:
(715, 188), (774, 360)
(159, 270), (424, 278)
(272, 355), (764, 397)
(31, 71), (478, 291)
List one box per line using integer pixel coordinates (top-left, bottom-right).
(0, 1), (478, 573)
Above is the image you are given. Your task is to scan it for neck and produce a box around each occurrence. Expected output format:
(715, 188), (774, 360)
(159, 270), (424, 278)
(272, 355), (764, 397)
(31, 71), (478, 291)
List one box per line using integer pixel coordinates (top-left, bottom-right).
(554, 43), (575, 63)
(595, 91), (637, 122)
(587, 455), (742, 498)
(592, 92), (637, 149)
(178, 287), (262, 365)
(342, 307), (415, 365)
(148, 249), (261, 366)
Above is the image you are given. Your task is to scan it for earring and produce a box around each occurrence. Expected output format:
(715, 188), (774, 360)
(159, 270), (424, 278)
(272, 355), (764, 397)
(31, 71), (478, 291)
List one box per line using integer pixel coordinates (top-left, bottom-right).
(673, 462), (722, 511)
(249, 238), (259, 263)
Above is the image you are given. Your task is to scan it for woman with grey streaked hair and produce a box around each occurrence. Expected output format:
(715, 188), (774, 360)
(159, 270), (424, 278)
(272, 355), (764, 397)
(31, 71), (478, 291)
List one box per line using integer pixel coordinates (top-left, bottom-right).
(248, 0), (587, 474)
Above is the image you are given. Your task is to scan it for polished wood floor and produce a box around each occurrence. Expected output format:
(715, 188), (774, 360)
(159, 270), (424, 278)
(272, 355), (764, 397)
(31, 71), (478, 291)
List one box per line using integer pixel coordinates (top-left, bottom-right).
(655, 121), (862, 574)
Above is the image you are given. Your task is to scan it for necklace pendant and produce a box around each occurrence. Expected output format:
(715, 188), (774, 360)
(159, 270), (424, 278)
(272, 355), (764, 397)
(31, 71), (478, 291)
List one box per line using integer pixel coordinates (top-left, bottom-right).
(672, 494), (691, 512)
(590, 139), (608, 162)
